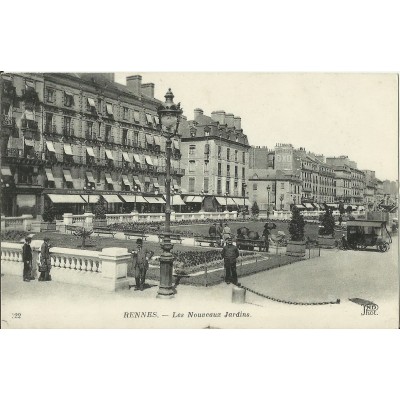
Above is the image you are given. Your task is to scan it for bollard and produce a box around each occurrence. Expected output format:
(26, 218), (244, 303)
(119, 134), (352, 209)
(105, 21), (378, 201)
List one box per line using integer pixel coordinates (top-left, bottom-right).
(232, 284), (246, 304)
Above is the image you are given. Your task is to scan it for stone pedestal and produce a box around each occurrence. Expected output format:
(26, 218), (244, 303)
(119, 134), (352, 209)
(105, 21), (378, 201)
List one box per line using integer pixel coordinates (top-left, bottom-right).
(98, 247), (130, 291)
(21, 214), (34, 231)
(63, 213), (73, 225)
(84, 213), (94, 228)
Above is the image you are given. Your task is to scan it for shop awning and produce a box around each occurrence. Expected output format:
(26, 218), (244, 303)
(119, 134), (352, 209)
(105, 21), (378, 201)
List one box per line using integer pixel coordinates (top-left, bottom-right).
(146, 114), (153, 124)
(122, 152), (131, 162)
(106, 103), (113, 115)
(102, 194), (123, 203)
(244, 198), (251, 206)
(64, 144), (73, 155)
(47, 194), (85, 204)
(133, 154), (141, 163)
(215, 197), (227, 206)
(122, 175), (130, 186)
(144, 196), (166, 204)
(311, 203), (320, 209)
(81, 195), (100, 204)
(1, 166), (12, 176)
(226, 198), (237, 206)
(302, 203), (314, 209)
(45, 169), (54, 181)
(87, 98), (95, 107)
(171, 195), (186, 206)
(46, 141), (56, 153)
(86, 147), (95, 157)
(145, 156), (153, 166)
(133, 176), (142, 186)
(24, 139), (34, 147)
(105, 173), (113, 184)
(86, 171), (95, 183)
(63, 169), (73, 182)
(184, 196), (204, 203)
(105, 150), (114, 160)
(120, 194), (147, 203)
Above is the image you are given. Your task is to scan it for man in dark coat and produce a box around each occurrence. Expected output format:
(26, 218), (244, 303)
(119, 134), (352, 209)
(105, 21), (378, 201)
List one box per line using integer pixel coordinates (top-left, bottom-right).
(262, 224), (271, 252)
(22, 237), (33, 282)
(208, 223), (217, 246)
(221, 237), (240, 285)
(39, 237), (51, 281)
(131, 238), (151, 291)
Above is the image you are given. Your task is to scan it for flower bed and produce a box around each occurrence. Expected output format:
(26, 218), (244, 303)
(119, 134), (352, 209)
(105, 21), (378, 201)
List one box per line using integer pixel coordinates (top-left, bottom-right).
(0, 230), (29, 242)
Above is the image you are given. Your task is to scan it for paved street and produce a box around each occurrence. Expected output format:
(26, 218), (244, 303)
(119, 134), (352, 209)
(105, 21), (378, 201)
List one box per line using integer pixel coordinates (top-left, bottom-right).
(1, 238), (398, 329)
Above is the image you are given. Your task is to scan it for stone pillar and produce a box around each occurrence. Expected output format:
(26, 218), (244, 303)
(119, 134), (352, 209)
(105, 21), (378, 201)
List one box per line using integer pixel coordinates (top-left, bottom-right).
(84, 213), (94, 227)
(98, 247), (130, 291)
(63, 213), (73, 226)
(1, 215), (5, 231)
(21, 214), (34, 231)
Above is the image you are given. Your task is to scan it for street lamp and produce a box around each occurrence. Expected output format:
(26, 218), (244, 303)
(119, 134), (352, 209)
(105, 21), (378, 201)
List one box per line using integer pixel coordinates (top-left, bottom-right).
(131, 184), (138, 212)
(156, 88), (182, 299)
(242, 183), (247, 219)
(83, 182), (94, 214)
(267, 185), (271, 219)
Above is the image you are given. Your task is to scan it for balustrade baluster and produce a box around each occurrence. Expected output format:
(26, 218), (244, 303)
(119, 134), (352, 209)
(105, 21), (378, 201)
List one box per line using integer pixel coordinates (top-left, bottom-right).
(54, 256), (60, 268)
(60, 256), (65, 269)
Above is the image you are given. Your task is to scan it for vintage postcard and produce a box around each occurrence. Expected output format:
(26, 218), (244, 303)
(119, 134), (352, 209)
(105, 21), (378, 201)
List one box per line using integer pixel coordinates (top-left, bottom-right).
(1, 72), (398, 328)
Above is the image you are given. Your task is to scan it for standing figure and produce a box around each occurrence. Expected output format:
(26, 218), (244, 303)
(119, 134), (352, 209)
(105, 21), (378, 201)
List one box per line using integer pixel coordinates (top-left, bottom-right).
(216, 222), (223, 247)
(262, 224), (271, 252)
(208, 223), (217, 247)
(22, 236), (34, 282)
(39, 237), (51, 281)
(222, 223), (231, 246)
(131, 238), (151, 291)
(221, 237), (240, 285)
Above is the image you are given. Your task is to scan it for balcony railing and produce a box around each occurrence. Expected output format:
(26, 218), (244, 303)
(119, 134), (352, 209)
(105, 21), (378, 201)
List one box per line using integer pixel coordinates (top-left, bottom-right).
(63, 127), (75, 137)
(1, 115), (16, 127)
(7, 148), (43, 161)
(44, 124), (57, 134)
(21, 119), (38, 131)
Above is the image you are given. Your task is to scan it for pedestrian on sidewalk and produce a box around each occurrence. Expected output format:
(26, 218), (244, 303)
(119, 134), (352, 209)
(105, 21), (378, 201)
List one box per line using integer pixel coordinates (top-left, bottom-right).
(221, 237), (239, 285)
(262, 224), (271, 252)
(22, 237), (34, 282)
(222, 222), (231, 246)
(131, 238), (152, 291)
(39, 237), (52, 281)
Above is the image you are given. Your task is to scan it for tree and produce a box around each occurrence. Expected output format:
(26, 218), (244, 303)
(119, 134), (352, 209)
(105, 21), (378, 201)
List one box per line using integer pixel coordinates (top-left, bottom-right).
(42, 204), (55, 223)
(251, 201), (259, 217)
(279, 194), (284, 210)
(94, 197), (107, 220)
(288, 206), (305, 241)
(319, 208), (335, 237)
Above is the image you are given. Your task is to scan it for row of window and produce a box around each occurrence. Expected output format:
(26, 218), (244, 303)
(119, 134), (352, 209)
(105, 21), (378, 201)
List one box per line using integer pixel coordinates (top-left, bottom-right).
(188, 145), (246, 163)
(216, 163), (245, 178)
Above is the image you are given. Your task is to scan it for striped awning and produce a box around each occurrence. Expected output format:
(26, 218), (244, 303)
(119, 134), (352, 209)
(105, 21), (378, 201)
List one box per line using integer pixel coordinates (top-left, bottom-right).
(144, 196), (166, 204)
(63, 144), (73, 155)
(171, 195), (186, 206)
(86, 171), (95, 183)
(81, 195), (100, 204)
(45, 169), (54, 181)
(86, 147), (95, 157)
(46, 141), (56, 153)
(1, 166), (12, 176)
(302, 203), (314, 209)
(122, 152), (131, 162)
(63, 170), (73, 182)
(47, 194), (85, 204)
(133, 154), (141, 163)
(102, 194), (123, 203)
(120, 194), (147, 203)
(105, 173), (113, 184)
(184, 196), (204, 203)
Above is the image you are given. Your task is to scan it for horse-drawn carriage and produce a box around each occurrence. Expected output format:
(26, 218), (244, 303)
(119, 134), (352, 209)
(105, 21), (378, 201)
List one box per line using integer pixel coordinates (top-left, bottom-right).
(346, 220), (391, 252)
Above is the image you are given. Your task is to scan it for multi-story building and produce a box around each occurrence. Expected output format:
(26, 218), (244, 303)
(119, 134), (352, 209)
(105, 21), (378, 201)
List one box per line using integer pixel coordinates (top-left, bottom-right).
(180, 109), (250, 211)
(0, 73), (184, 217)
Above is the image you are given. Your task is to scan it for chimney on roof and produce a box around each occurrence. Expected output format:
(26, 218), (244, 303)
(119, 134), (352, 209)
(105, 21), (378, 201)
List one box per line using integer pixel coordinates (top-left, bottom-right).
(225, 113), (235, 128)
(141, 83), (155, 98)
(126, 75), (142, 96)
(211, 110), (226, 125)
(194, 108), (203, 121)
(234, 116), (241, 130)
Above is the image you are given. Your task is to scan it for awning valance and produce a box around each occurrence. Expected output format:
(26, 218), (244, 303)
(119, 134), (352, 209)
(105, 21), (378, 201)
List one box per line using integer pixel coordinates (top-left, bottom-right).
(47, 194), (85, 204)
(106, 103), (113, 115)
(120, 194), (147, 203)
(122, 152), (131, 162)
(105, 150), (114, 160)
(133, 154), (141, 163)
(63, 170), (73, 182)
(87, 97), (96, 107)
(184, 196), (204, 203)
(46, 141), (56, 153)
(1, 166), (12, 176)
(86, 147), (95, 157)
(81, 195), (100, 204)
(45, 168), (54, 181)
(64, 144), (73, 155)
(102, 194), (123, 203)
(105, 173), (113, 184)
(144, 196), (166, 204)
(145, 156), (153, 166)
(171, 195), (186, 206)
(122, 175), (130, 186)
(86, 171), (95, 183)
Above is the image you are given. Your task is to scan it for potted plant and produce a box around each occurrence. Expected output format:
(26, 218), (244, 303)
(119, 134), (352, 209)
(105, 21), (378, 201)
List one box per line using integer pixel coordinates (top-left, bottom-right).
(41, 204), (56, 231)
(286, 206), (306, 257)
(93, 197), (107, 228)
(317, 208), (336, 248)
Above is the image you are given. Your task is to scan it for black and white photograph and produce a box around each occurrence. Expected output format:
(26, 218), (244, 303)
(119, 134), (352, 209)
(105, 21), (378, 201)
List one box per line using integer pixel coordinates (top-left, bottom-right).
(1, 72), (398, 328)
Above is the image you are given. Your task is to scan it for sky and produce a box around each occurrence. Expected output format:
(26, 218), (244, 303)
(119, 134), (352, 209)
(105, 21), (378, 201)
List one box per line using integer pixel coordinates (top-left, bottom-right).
(115, 73), (398, 181)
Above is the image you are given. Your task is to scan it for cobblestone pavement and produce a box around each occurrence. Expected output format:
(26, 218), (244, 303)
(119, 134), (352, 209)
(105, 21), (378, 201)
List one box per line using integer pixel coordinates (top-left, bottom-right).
(2, 239), (398, 328)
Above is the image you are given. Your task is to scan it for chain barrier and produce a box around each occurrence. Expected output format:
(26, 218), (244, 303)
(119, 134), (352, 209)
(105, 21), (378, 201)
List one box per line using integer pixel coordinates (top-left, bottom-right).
(237, 284), (340, 306)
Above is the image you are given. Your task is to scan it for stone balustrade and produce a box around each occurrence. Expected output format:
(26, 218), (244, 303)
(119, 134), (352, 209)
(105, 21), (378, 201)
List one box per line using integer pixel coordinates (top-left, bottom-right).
(1, 241), (130, 291)
(1, 214), (34, 231)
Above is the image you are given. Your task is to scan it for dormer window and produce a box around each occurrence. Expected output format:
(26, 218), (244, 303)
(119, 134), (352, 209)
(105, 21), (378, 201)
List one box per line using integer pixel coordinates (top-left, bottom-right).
(190, 127), (197, 137)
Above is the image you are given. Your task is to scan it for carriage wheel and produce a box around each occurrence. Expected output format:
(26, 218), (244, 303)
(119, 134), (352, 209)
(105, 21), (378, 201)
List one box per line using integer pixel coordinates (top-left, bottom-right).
(378, 243), (388, 252)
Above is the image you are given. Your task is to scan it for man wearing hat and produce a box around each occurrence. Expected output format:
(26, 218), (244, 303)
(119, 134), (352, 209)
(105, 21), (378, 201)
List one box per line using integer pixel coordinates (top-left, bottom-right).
(39, 237), (51, 281)
(22, 236), (34, 282)
(221, 236), (240, 285)
(131, 238), (151, 291)
(262, 223), (271, 252)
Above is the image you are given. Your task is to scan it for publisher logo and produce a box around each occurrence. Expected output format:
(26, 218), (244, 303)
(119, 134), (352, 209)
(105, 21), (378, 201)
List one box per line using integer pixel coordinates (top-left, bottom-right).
(361, 303), (379, 316)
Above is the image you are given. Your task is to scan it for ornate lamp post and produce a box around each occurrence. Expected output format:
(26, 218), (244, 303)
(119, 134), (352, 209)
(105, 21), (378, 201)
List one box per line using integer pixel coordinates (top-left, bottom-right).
(132, 184), (138, 212)
(83, 182), (94, 214)
(242, 183), (247, 218)
(157, 88), (182, 299)
(267, 185), (271, 219)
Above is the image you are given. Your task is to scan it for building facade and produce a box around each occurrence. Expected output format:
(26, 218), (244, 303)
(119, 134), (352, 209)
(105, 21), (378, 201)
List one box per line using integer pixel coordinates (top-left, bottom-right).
(0, 73), (184, 217)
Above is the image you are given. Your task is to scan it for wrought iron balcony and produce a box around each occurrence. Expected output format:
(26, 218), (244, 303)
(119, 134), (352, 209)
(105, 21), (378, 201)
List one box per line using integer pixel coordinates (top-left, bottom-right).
(21, 119), (38, 132)
(44, 124), (57, 134)
(63, 127), (75, 137)
(6, 148), (43, 161)
(1, 115), (16, 127)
